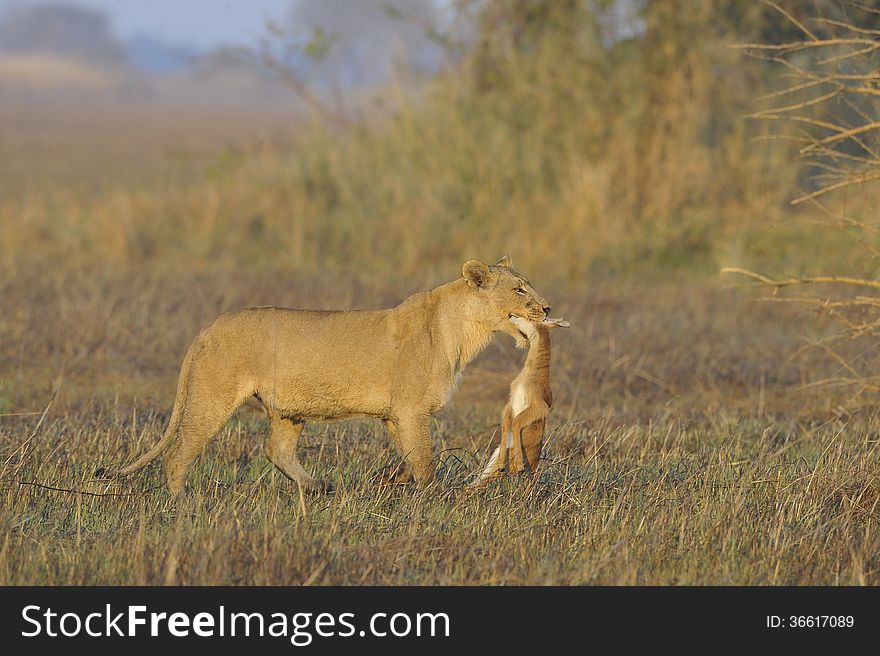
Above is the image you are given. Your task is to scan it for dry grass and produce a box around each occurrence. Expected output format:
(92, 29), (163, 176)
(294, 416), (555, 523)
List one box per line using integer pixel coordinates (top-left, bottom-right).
(2, 394), (879, 585)
(2, 262), (879, 585)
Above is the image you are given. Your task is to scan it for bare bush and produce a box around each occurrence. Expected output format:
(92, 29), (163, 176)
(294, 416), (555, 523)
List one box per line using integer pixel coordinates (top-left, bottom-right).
(724, 0), (880, 398)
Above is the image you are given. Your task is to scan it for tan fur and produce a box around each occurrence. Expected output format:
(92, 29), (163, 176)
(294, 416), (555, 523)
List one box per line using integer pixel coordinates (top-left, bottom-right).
(117, 256), (550, 496)
(476, 316), (568, 485)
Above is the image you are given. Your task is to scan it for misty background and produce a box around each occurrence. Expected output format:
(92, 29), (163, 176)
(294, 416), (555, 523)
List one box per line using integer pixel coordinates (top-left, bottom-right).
(0, 0), (455, 109)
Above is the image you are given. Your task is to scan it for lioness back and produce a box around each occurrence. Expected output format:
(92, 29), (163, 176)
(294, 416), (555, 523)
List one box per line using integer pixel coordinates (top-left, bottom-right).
(195, 306), (402, 420)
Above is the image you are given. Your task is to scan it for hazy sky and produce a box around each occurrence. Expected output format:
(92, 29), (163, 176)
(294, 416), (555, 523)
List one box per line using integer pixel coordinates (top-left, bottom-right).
(0, 0), (291, 51)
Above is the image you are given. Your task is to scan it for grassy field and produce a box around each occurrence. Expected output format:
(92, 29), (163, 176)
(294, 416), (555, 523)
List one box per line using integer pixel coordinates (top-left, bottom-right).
(2, 255), (879, 584)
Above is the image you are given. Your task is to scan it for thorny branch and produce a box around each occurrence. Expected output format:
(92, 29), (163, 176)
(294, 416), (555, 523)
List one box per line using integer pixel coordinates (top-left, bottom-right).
(724, 3), (880, 398)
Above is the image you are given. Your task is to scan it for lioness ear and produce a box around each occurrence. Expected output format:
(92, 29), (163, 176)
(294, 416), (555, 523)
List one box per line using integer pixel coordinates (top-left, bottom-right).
(462, 260), (492, 289)
(497, 254), (513, 268)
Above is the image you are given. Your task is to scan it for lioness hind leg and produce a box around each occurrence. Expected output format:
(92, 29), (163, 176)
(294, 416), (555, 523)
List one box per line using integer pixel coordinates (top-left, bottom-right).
(163, 383), (246, 496)
(267, 416), (333, 494)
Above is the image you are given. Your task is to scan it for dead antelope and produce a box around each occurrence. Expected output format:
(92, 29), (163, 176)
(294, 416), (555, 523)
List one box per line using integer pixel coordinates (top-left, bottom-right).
(476, 315), (569, 485)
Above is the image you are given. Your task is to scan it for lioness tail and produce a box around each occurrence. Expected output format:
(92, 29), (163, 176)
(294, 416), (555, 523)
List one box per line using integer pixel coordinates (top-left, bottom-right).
(116, 341), (195, 477)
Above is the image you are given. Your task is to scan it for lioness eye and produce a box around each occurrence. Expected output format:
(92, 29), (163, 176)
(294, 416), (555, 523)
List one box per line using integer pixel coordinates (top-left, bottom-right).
(514, 287), (526, 295)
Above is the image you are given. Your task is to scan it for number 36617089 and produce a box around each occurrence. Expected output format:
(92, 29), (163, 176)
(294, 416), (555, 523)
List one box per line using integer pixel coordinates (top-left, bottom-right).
(767, 616), (854, 628)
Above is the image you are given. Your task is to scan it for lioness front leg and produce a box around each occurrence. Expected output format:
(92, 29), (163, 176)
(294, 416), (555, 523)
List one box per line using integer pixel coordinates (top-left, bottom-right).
(266, 415), (333, 494)
(380, 419), (413, 485)
(395, 413), (436, 484)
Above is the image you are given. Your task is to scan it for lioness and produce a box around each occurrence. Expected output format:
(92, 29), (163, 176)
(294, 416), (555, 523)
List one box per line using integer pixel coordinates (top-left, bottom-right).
(118, 256), (551, 495)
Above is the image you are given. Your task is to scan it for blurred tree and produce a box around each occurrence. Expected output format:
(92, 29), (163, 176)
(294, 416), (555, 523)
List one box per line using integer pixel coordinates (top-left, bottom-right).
(451, 0), (857, 264)
(469, 0), (602, 92)
(289, 0), (443, 88)
(255, 0), (444, 123)
(0, 3), (126, 64)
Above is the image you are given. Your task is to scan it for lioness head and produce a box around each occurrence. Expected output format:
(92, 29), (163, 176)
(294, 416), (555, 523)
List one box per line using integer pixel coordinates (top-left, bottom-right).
(462, 255), (551, 348)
